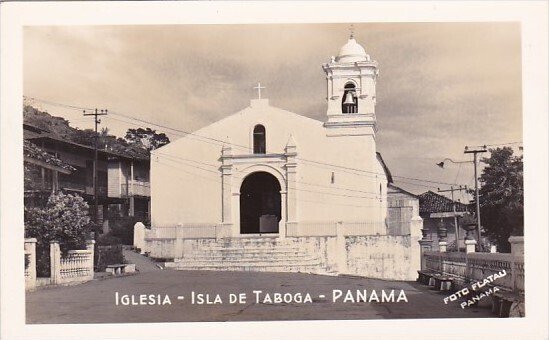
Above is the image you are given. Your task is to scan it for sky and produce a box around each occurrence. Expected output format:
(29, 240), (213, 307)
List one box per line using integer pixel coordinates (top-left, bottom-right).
(23, 23), (523, 198)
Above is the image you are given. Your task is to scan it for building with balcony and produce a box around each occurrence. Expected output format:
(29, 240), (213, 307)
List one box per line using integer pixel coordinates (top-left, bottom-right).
(23, 139), (76, 207)
(23, 122), (151, 230)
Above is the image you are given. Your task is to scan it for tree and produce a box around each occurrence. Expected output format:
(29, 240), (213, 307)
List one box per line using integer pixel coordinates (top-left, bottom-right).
(477, 147), (523, 252)
(25, 192), (94, 276)
(124, 127), (170, 151)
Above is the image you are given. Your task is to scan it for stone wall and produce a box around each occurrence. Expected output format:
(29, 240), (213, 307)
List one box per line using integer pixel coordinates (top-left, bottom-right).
(345, 235), (416, 280)
(137, 220), (423, 281)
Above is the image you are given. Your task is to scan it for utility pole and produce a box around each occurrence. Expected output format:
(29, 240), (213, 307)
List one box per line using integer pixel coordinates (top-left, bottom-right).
(438, 185), (468, 252)
(83, 108), (108, 229)
(464, 145), (488, 247)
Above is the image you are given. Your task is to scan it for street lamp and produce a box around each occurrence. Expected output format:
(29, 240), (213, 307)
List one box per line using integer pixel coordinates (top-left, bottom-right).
(436, 158), (471, 252)
(437, 147), (487, 250)
(436, 158), (471, 168)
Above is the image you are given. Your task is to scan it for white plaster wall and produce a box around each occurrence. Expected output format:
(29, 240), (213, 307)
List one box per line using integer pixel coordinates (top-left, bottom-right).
(151, 99), (386, 227)
(143, 235), (417, 280)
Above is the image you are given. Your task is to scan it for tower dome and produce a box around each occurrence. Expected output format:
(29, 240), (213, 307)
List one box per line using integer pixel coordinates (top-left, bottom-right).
(336, 35), (370, 63)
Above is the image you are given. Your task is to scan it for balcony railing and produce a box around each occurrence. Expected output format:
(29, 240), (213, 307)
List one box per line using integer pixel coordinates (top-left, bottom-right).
(121, 181), (150, 197)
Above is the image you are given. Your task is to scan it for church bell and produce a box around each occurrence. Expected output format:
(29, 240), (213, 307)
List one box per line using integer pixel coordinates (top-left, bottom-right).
(343, 92), (355, 105)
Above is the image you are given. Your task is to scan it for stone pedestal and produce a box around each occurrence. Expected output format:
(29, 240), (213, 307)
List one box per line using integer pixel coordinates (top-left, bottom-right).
(508, 236), (524, 257)
(465, 239), (477, 253)
(133, 222), (146, 253)
(409, 216), (424, 275)
(418, 238), (433, 271)
(438, 241), (447, 253)
(86, 240), (95, 280)
(50, 241), (61, 284)
(24, 238), (37, 290)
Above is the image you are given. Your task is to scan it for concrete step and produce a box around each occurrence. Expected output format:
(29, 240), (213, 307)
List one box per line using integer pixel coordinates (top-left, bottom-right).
(199, 248), (306, 254)
(174, 258), (323, 266)
(167, 263), (323, 273)
(185, 249), (310, 256)
(167, 237), (328, 274)
(202, 245), (303, 252)
(178, 254), (316, 261)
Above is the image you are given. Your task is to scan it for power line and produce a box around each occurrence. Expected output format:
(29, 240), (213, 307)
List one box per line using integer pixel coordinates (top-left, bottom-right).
(25, 96), (96, 112)
(28, 96), (481, 187)
(109, 112), (460, 187)
(157, 151), (383, 197)
(473, 141), (522, 148)
(157, 156), (382, 200)
(163, 159), (386, 213)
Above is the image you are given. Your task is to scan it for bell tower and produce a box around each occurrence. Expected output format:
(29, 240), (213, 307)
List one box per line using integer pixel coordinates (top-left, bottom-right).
(322, 33), (379, 136)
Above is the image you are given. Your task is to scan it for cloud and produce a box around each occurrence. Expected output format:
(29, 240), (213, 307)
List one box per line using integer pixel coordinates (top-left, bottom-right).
(24, 23), (522, 194)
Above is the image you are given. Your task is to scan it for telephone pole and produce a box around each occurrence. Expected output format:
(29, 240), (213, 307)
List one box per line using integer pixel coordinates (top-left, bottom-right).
(438, 185), (468, 251)
(464, 145), (488, 246)
(83, 108), (108, 228)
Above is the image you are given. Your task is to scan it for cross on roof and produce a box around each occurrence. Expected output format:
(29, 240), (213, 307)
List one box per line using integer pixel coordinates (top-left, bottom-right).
(253, 82), (265, 99)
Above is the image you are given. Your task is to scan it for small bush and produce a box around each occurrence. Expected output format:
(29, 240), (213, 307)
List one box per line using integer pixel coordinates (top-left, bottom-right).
(95, 245), (125, 272)
(107, 216), (139, 245)
(25, 192), (93, 276)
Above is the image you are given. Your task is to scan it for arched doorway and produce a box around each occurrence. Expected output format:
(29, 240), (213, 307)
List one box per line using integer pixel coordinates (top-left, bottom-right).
(240, 171), (281, 234)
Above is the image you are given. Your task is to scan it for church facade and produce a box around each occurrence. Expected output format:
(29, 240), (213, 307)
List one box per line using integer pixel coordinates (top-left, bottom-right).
(135, 35), (423, 280)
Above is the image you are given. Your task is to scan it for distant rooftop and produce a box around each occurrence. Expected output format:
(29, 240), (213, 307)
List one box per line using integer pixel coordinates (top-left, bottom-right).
(418, 190), (469, 214)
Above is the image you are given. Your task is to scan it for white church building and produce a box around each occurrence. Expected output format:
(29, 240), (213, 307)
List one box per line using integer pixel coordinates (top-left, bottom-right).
(135, 34), (423, 280)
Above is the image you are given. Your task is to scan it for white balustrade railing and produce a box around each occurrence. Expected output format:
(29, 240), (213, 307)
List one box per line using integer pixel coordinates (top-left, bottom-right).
(423, 250), (524, 293)
(287, 221), (387, 237)
(177, 224), (217, 239)
(151, 224), (218, 240)
(149, 221), (388, 240)
(287, 221), (337, 237)
(59, 250), (94, 279)
(50, 240), (95, 285)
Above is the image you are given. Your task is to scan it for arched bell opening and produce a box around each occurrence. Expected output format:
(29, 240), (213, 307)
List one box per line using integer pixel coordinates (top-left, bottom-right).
(342, 82), (358, 114)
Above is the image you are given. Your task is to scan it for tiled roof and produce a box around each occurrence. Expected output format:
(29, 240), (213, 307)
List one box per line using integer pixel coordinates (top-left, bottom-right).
(24, 140), (76, 172)
(29, 134), (150, 162)
(418, 190), (469, 214)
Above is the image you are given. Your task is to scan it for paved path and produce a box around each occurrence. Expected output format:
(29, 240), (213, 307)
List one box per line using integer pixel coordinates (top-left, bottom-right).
(122, 249), (161, 273)
(26, 270), (494, 324)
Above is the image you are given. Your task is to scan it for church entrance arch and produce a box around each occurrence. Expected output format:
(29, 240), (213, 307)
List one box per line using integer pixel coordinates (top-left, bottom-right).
(240, 171), (281, 234)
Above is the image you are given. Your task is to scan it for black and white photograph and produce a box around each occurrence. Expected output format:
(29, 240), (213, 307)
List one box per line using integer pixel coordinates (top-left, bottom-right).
(1, 1), (547, 339)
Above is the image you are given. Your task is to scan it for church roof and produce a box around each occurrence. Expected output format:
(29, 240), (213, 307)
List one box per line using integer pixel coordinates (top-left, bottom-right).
(337, 36), (370, 63)
(376, 152), (393, 183)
